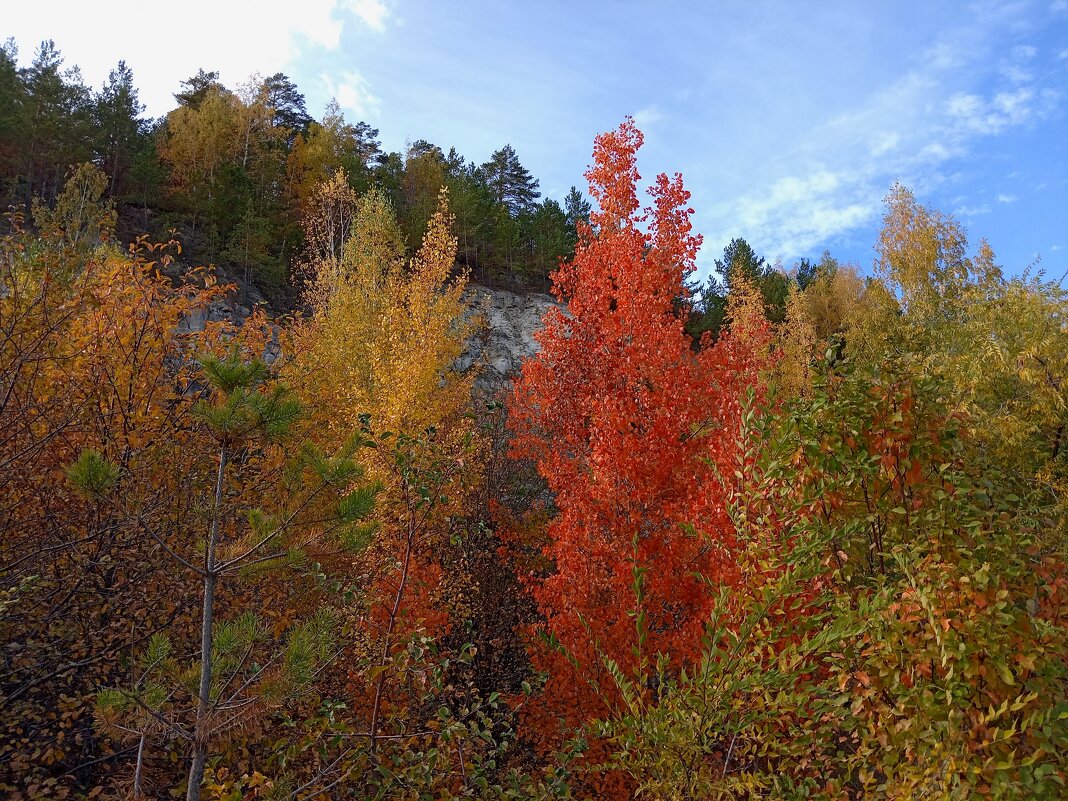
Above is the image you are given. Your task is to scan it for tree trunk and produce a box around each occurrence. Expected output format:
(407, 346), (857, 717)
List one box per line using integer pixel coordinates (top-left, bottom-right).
(186, 444), (227, 801)
(133, 733), (146, 799)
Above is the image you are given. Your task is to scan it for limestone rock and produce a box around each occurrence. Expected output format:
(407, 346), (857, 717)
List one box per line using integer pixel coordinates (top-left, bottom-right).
(459, 284), (561, 394)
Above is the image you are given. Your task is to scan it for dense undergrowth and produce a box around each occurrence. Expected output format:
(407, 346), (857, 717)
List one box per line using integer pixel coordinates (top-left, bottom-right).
(1, 104), (1066, 800)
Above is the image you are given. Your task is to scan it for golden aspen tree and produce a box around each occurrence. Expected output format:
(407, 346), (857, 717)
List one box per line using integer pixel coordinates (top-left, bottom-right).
(286, 185), (474, 445)
(776, 284), (818, 398)
(285, 103), (376, 217)
(800, 262), (866, 340)
(283, 182), (477, 626)
(773, 262), (864, 398)
(401, 144), (446, 247)
(280, 185), (486, 793)
(850, 185), (1068, 548)
(876, 182), (970, 313)
(295, 168), (359, 297)
(233, 76), (278, 172)
(157, 86), (242, 231)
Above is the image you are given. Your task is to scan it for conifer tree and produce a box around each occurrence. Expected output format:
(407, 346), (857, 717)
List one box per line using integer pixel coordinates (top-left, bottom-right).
(480, 143), (540, 216)
(93, 60), (144, 196)
(262, 72), (312, 139)
(22, 40), (93, 203)
(87, 351), (378, 801)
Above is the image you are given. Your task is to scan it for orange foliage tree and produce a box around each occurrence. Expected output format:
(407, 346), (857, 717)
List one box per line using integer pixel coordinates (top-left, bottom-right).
(0, 196), (226, 795)
(507, 119), (774, 759)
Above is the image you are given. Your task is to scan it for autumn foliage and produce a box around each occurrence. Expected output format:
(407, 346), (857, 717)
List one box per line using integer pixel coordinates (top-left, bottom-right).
(507, 120), (775, 759)
(2, 117), (1066, 801)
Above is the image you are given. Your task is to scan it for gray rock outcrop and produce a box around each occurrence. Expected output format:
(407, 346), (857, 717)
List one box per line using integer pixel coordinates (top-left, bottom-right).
(174, 271), (559, 387)
(458, 284), (560, 394)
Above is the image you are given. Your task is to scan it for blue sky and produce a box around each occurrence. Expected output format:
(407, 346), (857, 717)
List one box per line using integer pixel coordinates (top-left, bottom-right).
(7, 0), (1067, 280)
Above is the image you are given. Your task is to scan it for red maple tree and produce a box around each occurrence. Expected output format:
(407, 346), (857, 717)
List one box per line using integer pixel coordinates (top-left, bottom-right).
(508, 119), (774, 758)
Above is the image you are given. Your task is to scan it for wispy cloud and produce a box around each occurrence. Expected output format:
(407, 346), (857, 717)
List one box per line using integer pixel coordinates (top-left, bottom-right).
(923, 41), (967, 70)
(945, 87), (1046, 134)
(870, 131), (901, 156)
(700, 5), (1064, 266)
(322, 70), (380, 117)
(342, 0), (391, 32)
(633, 105), (664, 129)
(709, 169), (878, 258)
(1000, 44), (1038, 82)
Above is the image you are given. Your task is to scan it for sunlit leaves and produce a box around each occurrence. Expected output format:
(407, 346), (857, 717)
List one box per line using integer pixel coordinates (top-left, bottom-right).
(286, 185), (473, 446)
(507, 120), (775, 784)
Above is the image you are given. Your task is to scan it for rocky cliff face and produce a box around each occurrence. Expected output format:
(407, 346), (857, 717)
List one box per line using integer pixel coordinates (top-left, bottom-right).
(458, 284), (559, 394)
(176, 274), (558, 391)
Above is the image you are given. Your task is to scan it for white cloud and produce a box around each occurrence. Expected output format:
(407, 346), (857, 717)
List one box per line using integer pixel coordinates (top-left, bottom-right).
(924, 41), (967, 70)
(1000, 63), (1033, 83)
(342, 0), (391, 32)
(870, 131), (900, 156)
(322, 70), (380, 117)
(918, 142), (953, 161)
(945, 88), (1040, 135)
(1051, 244), (1063, 251)
(709, 168), (879, 260)
(994, 88), (1034, 117)
(999, 44), (1037, 83)
(947, 93), (984, 118)
(700, 9), (1064, 267)
(633, 105), (663, 128)
(4, 1), (393, 116)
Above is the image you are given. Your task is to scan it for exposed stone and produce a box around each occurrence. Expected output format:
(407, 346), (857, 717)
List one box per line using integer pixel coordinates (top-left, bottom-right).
(175, 269), (557, 389)
(175, 267), (280, 363)
(459, 283), (561, 394)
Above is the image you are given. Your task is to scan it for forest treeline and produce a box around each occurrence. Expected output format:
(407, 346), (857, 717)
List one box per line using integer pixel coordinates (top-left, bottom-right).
(2, 38), (1067, 801)
(0, 38), (592, 297)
